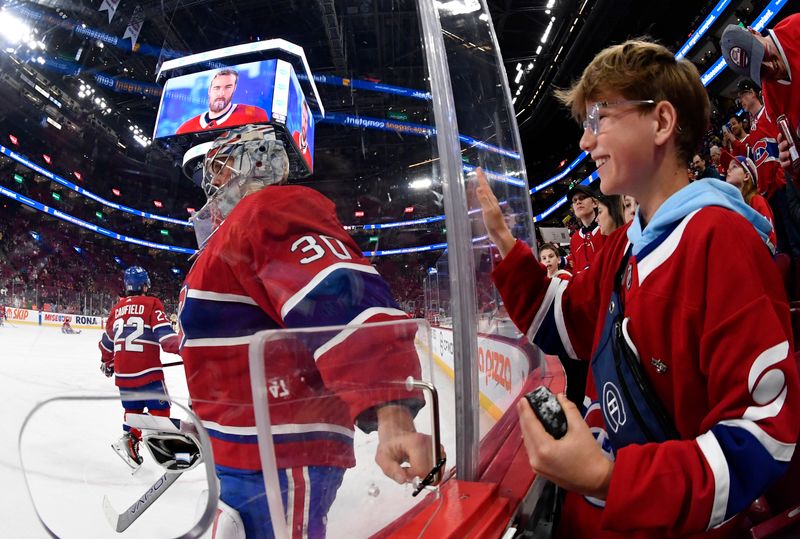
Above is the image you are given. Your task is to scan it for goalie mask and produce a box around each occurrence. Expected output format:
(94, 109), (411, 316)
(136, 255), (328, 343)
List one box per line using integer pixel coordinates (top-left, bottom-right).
(189, 124), (290, 248)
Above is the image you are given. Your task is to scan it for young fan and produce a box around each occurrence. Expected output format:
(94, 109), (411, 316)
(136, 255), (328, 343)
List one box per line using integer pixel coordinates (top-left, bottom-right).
(477, 39), (798, 538)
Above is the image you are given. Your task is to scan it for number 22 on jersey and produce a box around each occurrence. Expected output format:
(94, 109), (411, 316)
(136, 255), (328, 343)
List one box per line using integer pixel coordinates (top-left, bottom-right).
(113, 316), (145, 352)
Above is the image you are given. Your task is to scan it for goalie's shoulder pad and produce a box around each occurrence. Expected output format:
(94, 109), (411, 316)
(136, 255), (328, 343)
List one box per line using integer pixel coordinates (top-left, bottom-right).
(213, 500), (246, 539)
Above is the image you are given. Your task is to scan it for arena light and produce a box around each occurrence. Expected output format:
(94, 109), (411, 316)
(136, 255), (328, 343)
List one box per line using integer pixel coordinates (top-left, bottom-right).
(171, 267), (181, 275)
(73, 171), (82, 181)
(186, 207), (195, 214)
(95, 211), (103, 219)
(73, 246), (82, 254)
(369, 236), (379, 242)
(404, 206), (414, 213)
(541, 17), (555, 44)
(14, 174), (23, 183)
(42, 154), (51, 164)
(409, 178), (432, 190)
(111, 188), (121, 196)
(160, 229), (169, 236)
(153, 200), (163, 208)
(0, 11), (31, 44)
(8, 134), (18, 145)
(51, 191), (60, 201)
(354, 210), (365, 218)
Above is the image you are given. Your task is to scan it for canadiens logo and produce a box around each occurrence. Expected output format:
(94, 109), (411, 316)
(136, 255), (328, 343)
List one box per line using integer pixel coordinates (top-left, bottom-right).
(729, 46), (749, 68)
(602, 382), (626, 432)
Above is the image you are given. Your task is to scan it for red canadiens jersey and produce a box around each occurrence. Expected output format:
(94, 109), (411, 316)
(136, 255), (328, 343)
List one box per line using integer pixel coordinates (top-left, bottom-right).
(750, 193), (778, 248)
(493, 208), (799, 538)
(175, 104), (269, 135)
(730, 107), (787, 200)
(569, 223), (605, 274)
(99, 295), (179, 388)
(762, 15), (800, 156)
(177, 185), (423, 472)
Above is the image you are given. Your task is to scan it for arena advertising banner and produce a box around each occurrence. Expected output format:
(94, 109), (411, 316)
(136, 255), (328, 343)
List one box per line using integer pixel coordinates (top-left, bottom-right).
(3, 307), (103, 329)
(428, 327), (532, 420)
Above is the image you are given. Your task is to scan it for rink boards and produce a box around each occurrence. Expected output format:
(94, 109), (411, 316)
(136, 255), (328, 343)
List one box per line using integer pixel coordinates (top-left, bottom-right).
(3, 306), (104, 329)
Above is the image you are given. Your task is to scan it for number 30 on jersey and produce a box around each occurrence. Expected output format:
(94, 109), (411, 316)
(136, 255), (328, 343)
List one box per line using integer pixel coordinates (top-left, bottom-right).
(291, 234), (353, 264)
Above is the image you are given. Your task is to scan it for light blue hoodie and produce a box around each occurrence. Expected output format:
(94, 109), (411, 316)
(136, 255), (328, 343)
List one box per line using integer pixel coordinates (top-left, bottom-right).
(626, 178), (774, 256)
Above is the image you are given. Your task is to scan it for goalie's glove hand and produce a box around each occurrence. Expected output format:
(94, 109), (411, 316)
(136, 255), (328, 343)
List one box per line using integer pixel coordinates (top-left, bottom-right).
(101, 361), (114, 377)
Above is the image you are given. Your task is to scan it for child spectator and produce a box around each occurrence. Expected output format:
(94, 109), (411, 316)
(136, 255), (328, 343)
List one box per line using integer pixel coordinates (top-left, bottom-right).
(595, 194), (626, 236)
(726, 156), (778, 250)
(476, 38), (798, 538)
(539, 243), (572, 280)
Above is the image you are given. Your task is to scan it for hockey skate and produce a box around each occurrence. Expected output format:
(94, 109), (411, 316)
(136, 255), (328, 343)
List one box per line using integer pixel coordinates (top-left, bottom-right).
(111, 432), (143, 471)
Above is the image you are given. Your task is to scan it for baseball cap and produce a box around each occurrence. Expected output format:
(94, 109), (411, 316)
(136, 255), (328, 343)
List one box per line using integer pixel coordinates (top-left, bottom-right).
(733, 155), (759, 187)
(736, 78), (760, 94)
(721, 24), (766, 86)
(567, 184), (598, 201)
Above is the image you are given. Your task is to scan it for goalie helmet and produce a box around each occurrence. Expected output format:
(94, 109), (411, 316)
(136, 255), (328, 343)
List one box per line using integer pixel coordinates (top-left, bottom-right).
(123, 266), (150, 293)
(188, 125), (290, 249)
(201, 124), (289, 199)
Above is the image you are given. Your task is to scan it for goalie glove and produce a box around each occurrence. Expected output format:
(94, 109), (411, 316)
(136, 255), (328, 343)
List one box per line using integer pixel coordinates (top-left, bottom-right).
(101, 360), (114, 377)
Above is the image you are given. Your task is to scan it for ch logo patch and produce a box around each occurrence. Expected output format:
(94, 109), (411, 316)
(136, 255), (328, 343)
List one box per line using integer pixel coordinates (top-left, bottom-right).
(730, 46), (749, 68)
(602, 382), (626, 432)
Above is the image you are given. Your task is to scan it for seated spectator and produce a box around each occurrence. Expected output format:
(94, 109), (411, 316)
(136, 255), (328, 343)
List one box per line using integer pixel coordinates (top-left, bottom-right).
(727, 156), (778, 250)
(567, 185), (605, 274)
(539, 243), (571, 280)
(595, 194), (626, 235)
(691, 152), (723, 180)
(709, 144), (726, 176)
(622, 195), (637, 223)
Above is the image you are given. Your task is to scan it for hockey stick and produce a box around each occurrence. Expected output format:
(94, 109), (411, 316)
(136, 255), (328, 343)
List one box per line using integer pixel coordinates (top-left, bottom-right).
(102, 471), (181, 532)
(162, 360), (183, 368)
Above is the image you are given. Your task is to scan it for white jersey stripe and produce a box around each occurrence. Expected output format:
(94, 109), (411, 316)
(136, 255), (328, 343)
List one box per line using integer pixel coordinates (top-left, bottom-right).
(199, 420), (355, 439)
(285, 469), (295, 536)
(636, 211), (698, 285)
(116, 366), (164, 378)
(554, 279), (578, 360)
(280, 262), (380, 321)
(187, 289), (259, 305)
(526, 278), (561, 344)
(718, 419), (796, 462)
(182, 336), (252, 348)
(302, 466), (311, 539)
(312, 307), (408, 361)
(696, 430), (730, 529)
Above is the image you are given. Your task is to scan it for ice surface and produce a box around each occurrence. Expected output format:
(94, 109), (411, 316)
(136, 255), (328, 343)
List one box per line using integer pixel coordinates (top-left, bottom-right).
(0, 324), (493, 538)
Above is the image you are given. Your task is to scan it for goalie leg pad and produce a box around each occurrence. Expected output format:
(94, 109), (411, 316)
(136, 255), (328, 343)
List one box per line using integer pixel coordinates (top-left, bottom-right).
(212, 500), (246, 539)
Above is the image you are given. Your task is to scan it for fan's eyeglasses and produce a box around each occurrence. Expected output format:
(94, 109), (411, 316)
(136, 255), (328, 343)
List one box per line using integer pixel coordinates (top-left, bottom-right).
(582, 100), (657, 135)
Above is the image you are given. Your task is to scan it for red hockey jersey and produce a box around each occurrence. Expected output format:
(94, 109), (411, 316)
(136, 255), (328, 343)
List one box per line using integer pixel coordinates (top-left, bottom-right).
(175, 104), (269, 135)
(751, 193), (778, 248)
(729, 106), (787, 200)
(762, 15), (800, 157)
(100, 295), (179, 388)
(494, 207), (799, 538)
(569, 223), (605, 274)
(177, 185), (422, 472)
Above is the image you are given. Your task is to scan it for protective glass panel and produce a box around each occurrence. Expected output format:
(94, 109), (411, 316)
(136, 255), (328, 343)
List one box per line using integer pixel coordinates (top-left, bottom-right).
(247, 319), (453, 538)
(423, 2), (542, 444)
(18, 393), (217, 538)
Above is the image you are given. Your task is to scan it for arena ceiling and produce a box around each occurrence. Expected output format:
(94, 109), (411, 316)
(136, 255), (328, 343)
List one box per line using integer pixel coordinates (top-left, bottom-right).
(0, 0), (796, 251)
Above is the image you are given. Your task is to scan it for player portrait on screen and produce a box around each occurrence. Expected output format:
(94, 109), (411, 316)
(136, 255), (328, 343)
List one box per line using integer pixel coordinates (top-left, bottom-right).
(175, 68), (269, 135)
(291, 99), (310, 160)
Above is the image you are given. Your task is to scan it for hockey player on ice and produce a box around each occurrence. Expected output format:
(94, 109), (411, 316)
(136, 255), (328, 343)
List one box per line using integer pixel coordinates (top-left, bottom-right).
(178, 124), (436, 538)
(61, 319), (81, 334)
(99, 266), (180, 469)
